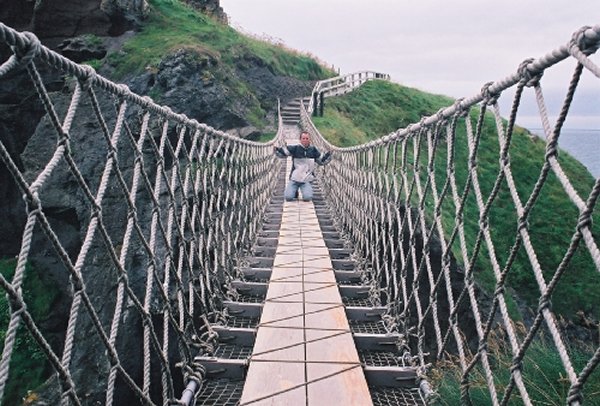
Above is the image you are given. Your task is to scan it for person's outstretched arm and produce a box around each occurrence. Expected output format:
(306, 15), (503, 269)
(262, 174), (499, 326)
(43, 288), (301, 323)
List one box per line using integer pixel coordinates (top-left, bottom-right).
(274, 145), (292, 158)
(316, 150), (333, 165)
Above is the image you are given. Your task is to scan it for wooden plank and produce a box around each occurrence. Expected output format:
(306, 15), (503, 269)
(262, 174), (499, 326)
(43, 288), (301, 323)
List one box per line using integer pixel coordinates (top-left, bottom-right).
(306, 363), (371, 405)
(241, 362), (306, 405)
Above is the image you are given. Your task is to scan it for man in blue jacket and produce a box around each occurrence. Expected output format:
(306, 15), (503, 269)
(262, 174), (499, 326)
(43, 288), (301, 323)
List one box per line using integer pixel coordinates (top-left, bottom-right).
(274, 131), (332, 202)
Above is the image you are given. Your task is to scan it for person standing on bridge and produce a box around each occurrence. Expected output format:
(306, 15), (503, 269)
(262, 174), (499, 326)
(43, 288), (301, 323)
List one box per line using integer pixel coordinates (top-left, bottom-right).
(274, 131), (332, 202)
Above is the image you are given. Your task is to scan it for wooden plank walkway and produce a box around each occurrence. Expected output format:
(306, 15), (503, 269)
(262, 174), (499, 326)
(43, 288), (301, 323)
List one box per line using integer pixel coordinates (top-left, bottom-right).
(240, 157), (372, 405)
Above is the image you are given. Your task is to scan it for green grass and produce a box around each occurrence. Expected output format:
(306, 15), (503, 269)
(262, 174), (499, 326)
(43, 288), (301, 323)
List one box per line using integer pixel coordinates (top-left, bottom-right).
(314, 79), (600, 320)
(108, 0), (334, 81)
(314, 80), (453, 146)
(254, 132), (276, 142)
(0, 258), (60, 406)
(432, 330), (600, 405)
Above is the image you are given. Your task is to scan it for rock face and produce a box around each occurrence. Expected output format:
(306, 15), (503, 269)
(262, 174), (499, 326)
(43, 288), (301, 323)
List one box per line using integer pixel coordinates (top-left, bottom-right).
(57, 35), (108, 62)
(126, 47), (314, 131)
(388, 208), (477, 358)
(15, 86), (171, 404)
(0, 60), (64, 256)
(185, 0), (227, 23)
(0, 0), (148, 43)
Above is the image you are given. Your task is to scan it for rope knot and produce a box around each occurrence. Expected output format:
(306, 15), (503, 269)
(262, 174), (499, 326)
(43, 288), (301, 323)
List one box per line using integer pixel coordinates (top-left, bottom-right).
(518, 58), (543, 87)
(77, 64), (96, 91)
(567, 381), (584, 405)
(118, 273), (129, 285)
(538, 295), (552, 313)
(517, 216), (529, 232)
(510, 358), (523, 373)
(23, 191), (42, 214)
(115, 84), (130, 101)
(434, 108), (447, 126)
(7, 294), (26, 315)
(141, 95), (153, 108)
(480, 82), (499, 105)
(477, 340), (488, 354)
(576, 207), (593, 232)
(453, 98), (468, 117)
(407, 122), (420, 134)
(570, 25), (599, 56)
(545, 140), (558, 160)
(478, 216), (488, 230)
(57, 132), (71, 151)
(11, 31), (41, 66)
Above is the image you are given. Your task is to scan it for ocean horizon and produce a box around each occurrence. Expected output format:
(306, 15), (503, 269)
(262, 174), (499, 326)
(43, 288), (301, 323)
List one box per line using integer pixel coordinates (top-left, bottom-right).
(529, 128), (600, 179)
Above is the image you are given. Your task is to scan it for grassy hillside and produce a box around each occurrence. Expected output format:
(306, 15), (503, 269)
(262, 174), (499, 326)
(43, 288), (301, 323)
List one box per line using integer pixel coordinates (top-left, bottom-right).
(313, 81), (454, 144)
(314, 79), (600, 321)
(106, 0), (333, 81)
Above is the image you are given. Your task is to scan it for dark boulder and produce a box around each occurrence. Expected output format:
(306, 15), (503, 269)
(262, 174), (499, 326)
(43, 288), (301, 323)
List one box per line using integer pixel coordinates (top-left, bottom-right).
(184, 0), (227, 23)
(0, 0), (148, 46)
(57, 35), (107, 63)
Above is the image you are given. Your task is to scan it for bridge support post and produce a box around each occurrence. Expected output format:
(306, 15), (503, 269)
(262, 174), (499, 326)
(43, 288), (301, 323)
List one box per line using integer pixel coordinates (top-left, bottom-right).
(312, 92), (319, 117)
(319, 91), (324, 117)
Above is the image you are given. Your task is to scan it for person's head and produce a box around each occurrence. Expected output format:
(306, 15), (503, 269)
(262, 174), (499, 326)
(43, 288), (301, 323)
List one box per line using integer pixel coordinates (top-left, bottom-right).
(299, 131), (311, 148)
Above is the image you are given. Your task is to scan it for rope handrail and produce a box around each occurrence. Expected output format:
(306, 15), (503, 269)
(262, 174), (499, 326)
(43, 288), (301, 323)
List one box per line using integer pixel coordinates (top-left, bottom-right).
(302, 24), (600, 406)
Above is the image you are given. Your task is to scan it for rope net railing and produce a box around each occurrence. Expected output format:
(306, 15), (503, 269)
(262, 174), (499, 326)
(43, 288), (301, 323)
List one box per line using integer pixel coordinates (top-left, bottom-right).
(0, 23), (282, 405)
(304, 25), (600, 405)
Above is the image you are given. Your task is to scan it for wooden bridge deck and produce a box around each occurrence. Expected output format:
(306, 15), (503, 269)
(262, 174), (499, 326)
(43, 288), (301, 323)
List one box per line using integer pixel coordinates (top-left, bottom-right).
(240, 159), (372, 405)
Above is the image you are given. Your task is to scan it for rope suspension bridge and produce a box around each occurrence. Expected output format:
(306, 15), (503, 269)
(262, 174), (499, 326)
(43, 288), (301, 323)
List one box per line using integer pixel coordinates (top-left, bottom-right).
(0, 20), (599, 405)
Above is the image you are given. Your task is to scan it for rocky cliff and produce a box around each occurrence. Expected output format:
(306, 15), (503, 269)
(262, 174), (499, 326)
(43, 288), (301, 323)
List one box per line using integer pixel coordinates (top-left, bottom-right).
(0, 0), (149, 42)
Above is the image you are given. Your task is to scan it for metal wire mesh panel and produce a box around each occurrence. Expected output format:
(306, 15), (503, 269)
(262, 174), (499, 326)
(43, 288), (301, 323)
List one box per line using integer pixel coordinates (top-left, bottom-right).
(196, 379), (244, 406)
(343, 296), (375, 307)
(370, 386), (426, 406)
(213, 344), (253, 360)
(235, 294), (266, 303)
(225, 316), (260, 329)
(349, 320), (389, 335)
(359, 350), (404, 367)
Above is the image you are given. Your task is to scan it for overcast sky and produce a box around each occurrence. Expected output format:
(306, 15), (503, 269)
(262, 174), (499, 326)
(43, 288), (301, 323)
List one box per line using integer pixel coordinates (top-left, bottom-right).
(220, 0), (600, 130)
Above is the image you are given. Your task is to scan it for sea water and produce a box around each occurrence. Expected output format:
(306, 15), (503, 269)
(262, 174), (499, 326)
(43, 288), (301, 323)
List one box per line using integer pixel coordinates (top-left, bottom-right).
(530, 129), (600, 178)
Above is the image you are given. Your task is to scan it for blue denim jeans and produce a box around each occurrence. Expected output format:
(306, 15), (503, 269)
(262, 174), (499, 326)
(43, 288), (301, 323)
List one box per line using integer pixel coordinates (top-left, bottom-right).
(284, 180), (313, 201)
